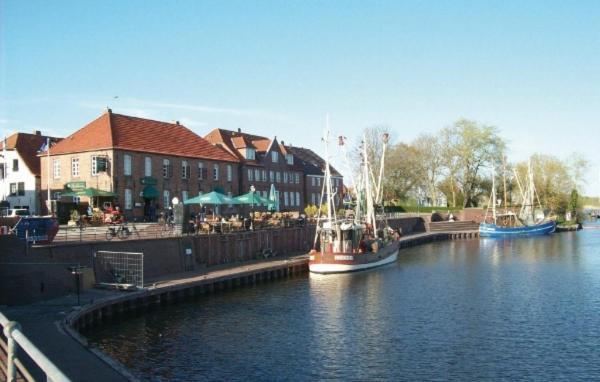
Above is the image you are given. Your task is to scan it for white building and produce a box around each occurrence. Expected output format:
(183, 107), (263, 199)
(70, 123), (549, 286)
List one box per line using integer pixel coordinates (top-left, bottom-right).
(1, 132), (61, 215)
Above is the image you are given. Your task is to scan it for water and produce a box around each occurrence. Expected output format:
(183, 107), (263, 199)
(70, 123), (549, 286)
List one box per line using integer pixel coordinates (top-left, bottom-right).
(87, 230), (600, 381)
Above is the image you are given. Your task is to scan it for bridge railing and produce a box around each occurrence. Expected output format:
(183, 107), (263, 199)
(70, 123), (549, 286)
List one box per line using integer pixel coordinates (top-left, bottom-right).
(0, 311), (70, 382)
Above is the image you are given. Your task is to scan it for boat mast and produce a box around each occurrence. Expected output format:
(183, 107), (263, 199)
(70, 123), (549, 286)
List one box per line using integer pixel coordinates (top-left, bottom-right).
(502, 155), (508, 215)
(375, 133), (389, 206)
(492, 163), (497, 224)
(362, 135), (376, 230)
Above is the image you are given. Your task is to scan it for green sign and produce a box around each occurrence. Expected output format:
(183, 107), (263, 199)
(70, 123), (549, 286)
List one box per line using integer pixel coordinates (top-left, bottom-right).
(140, 177), (157, 185)
(66, 181), (86, 191)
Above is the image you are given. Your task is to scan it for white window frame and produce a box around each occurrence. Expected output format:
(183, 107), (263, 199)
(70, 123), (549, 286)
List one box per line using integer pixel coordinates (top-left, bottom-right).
(283, 172), (288, 183)
(91, 156), (98, 176)
(198, 162), (205, 180)
(248, 168), (254, 181)
(71, 158), (80, 177)
(284, 191), (289, 206)
(163, 190), (170, 208)
(124, 154), (132, 176)
(124, 189), (133, 210)
(213, 164), (219, 180)
(163, 159), (170, 179)
(311, 177), (315, 187)
(271, 151), (278, 163)
(145, 156), (152, 177)
(53, 159), (61, 179)
(276, 172), (281, 183)
(262, 170), (267, 182)
(295, 173), (300, 184)
(227, 165), (232, 182)
(181, 160), (189, 179)
(254, 169), (260, 181)
(296, 192), (300, 207)
(246, 148), (256, 160)
(286, 154), (293, 165)
(269, 171), (274, 183)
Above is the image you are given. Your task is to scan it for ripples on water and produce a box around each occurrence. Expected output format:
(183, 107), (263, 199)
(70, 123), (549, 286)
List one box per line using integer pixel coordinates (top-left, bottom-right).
(87, 230), (600, 381)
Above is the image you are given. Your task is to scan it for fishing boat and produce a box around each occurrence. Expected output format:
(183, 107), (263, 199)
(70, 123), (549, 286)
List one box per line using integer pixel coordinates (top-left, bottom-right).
(309, 128), (400, 274)
(479, 159), (556, 238)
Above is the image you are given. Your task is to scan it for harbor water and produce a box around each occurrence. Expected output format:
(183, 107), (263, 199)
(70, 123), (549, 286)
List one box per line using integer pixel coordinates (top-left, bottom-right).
(87, 229), (600, 381)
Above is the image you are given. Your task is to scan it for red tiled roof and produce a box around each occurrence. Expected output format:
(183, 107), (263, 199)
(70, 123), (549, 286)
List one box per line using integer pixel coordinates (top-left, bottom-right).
(5, 132), (62, 176)
(48, 111), (238, 162)
(204, 128), (275, 164)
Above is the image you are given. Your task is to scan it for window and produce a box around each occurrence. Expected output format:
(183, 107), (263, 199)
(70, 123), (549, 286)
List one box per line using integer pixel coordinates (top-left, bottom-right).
(254, 169), (260, 181)
(198, 162), (207, 180)
(71, 158), (80, 177)
(246, 148), (256, 160)
(73, 196), (80, 204)
(17, 182), (24, 196)
(248, 168), (254, 181)
(182, 190), (188, 201)
(181, 160), (190, 179)
(271, 151), (278, 163)
(311, 177), (316, 187)
(12, 159), (19, 171)
(296, 192), (300, 207)
(311, 193), (316, 205)
(163, 159), (171, 178)
(269, 171), (274, 183)
(286, 154), (294, 165)
(0, 163), (4, 180)
(284, 192), (289, 206)
(295, 173), (300, 184)
(9, 183), (17, 196)
(52, 191), (61, 200)
(53, 159), (61, 179)
(213, 164), (219, 180)
(317, 177), (321, 187)
(283, 172), (288, 183)
(145, 157), (152, 176)
(261, 170), (267, 182)
(276, 172), (281, 183)
(228, 191), (233, 207)
(124, 154), (132, 176)
(163, 190), (170, 208)
(227, 165), (232, 182)
(92, 156), (107, 176)
(124, 189), (133, 210)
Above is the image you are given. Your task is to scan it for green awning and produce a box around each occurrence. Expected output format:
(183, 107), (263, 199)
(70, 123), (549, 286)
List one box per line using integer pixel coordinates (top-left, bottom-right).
(142, 185), (160, 198)
(234, 191), (270, 206)
(61, 187), (116, 198)
(183, 191), (239, 205)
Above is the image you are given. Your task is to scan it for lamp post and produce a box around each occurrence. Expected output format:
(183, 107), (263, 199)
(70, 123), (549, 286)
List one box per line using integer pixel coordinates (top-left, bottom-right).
(250, 185), (255, 231)
(68, 265), (86, 306)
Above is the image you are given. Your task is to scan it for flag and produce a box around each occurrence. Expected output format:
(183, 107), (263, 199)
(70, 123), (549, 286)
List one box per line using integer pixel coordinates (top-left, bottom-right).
(38, 137), (50, 153)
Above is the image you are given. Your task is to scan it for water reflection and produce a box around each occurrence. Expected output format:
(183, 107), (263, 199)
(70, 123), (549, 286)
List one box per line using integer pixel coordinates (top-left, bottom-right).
(87, 232), (600, 381)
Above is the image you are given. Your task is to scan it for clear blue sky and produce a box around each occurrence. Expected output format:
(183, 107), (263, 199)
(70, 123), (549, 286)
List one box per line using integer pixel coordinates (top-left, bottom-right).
(2, 1), (599, 195)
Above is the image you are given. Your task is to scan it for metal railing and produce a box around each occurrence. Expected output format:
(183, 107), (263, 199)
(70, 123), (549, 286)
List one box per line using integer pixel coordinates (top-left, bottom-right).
(0, 311), (70, 382)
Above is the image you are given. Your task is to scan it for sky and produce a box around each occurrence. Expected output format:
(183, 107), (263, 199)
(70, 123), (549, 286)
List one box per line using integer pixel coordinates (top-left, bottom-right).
(1, 1), (599, 195)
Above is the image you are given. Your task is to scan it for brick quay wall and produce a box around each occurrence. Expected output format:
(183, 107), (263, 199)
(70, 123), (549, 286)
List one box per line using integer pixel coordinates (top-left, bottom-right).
(0, 217), (428, 306)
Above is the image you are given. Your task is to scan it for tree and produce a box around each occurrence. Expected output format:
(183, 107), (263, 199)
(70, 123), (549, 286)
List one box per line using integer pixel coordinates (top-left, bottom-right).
(384, 142), (425, 201)
(441, 119), (505, 207)
(411, 134), (444, 206)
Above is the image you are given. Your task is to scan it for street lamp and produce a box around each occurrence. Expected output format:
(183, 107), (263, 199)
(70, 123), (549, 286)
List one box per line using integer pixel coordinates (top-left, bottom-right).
(68, 265), (86, 305)
(249, 185), (256, 231)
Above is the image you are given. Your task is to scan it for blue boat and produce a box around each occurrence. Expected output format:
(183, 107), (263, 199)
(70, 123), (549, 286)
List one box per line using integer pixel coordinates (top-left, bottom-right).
(479, 219), (556, 238)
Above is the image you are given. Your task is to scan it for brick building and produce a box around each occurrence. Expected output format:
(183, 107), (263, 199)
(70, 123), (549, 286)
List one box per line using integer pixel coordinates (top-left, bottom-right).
(285, 146), (344, 208)
(40, 110), (239, 220)
(205, 128), (306, 211)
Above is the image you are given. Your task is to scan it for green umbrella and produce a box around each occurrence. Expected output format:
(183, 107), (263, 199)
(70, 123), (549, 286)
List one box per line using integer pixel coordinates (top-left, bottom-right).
(61, 187), (116, 197)
(234, 191), (269, 206)
(183, 191), (239, 205)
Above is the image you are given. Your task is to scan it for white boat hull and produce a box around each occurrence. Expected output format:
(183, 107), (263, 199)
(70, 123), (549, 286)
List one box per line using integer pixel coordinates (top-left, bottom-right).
(309, 249), (398, 274)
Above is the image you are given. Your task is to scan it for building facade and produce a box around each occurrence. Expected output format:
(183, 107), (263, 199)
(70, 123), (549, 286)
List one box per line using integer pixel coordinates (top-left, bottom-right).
(205, 129), (306, 212)
(40, 110), (240, 220)
(1, 132), (61, 215)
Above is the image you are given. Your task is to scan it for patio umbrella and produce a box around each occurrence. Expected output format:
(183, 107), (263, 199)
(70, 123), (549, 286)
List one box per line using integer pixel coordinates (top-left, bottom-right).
(234, 191), (269, 206)
(183, 191), (239, 206)
(268, 184), (279, 212)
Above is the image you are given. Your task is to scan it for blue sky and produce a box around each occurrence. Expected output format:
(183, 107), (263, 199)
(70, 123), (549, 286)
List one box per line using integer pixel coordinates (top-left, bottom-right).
(1, 1), (599, 195)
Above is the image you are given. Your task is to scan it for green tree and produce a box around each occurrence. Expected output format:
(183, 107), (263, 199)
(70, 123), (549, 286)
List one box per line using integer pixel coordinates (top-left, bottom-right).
(441, 119), (505, 207)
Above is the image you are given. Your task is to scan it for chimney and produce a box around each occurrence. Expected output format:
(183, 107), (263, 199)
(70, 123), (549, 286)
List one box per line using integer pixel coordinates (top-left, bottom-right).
(106, 107), (112, 113)
(34, 130), (41, 136)
(237, 128), (241, 133)
(281, 140), (285, 145)
(175, 121), (180, 125)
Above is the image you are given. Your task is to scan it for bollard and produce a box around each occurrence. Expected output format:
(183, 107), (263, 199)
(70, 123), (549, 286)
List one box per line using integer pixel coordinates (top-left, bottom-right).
(3, 321), (21, 382)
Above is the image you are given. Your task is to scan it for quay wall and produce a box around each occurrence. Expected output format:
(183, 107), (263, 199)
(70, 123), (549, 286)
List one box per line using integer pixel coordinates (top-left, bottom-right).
(0, 217), (427, 306)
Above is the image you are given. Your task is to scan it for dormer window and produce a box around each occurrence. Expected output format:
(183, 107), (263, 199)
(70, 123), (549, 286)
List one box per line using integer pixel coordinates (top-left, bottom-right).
(271, 151), (279, 163)
(286, 154), (293, 165)
(246, 148), (256, 160)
